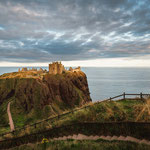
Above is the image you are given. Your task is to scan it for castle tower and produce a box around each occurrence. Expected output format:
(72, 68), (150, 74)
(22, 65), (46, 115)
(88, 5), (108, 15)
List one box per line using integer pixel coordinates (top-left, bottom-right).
(21, 68), (28, 72)
(49, 61), (65, 74)
(49, 64), (52, 74)
(53, 62), (57, 74)
(57, 62), (63, 74)
(49, 62), (57, 74)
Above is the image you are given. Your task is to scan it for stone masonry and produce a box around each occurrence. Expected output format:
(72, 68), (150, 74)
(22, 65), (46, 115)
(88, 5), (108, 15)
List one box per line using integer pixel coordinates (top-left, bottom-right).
(49, 62), (81, 74)
(49, 62), (65, 74)
(18, 62), (81, 75)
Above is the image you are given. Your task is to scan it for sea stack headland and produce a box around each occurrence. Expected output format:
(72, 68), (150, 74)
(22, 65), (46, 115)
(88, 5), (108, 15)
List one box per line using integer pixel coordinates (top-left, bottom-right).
(0, 62), (91, 126)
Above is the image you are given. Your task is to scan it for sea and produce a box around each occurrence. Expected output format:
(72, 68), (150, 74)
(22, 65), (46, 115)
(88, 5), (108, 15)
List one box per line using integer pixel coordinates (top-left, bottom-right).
(1, 67), (150, 102)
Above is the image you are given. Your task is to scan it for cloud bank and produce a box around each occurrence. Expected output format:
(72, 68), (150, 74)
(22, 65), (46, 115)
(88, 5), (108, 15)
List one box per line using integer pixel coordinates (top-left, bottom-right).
(0, 0), (150, 65)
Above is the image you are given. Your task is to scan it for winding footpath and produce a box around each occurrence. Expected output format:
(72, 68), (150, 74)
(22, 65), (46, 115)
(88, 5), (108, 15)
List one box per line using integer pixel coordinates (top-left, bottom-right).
(52, 134), (150, 145)
(7, 102), (15, 131)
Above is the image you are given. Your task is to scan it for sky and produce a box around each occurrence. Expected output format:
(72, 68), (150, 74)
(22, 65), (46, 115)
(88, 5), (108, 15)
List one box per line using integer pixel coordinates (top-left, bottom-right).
(0, 0), (150, 67)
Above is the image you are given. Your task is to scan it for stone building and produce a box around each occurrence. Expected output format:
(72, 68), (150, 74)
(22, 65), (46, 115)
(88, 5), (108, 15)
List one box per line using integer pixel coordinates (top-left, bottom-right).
(69, 67), (73, 71)
(18, 62), (81, 75)
(49, 62), (65, 74)
(18, 67), (39, 72)
(69, 66), (81, 72)
(39, 68), (43, 72)
(31, 68), (37, 71)
(21, 68), (28, 72)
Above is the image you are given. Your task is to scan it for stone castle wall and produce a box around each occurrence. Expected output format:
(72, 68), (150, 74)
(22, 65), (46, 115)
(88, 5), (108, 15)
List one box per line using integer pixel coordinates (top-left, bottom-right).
(18, 62), (81, 75)
(69, 66), (81, 72)
(49, 62), (65, 74)
(49, 62), (81, 74)
(18, 68), (44, 72)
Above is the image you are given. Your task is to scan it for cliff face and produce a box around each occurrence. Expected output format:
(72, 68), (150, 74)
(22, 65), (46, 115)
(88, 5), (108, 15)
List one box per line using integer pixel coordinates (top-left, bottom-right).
(0, 71), (91, 125)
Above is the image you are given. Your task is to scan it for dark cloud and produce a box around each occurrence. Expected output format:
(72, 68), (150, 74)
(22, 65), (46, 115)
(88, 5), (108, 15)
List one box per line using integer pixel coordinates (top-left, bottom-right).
(0, 0), (150, 63)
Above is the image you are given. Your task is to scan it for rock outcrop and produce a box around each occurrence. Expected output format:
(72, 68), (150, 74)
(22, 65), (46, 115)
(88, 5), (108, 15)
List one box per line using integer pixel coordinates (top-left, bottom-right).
(0, 71), (91, 125)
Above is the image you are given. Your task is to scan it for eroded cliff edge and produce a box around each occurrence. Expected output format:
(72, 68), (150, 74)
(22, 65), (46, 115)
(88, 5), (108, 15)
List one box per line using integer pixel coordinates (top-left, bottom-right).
(0, 71), (91, 127)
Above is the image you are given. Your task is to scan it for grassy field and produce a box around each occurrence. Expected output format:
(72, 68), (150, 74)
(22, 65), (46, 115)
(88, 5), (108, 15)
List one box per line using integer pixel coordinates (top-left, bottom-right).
(51, 98), (150, 128)
(1, 98), (150, 134)
(1, 98), (150, 141)
(10, 139), (150, 150)
(0, 98), (150, 149)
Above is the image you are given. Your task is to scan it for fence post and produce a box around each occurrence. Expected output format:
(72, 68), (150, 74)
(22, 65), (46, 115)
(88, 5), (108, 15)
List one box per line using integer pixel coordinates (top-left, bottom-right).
(140, 92), (143, 100)
(123, 92), (125, 100)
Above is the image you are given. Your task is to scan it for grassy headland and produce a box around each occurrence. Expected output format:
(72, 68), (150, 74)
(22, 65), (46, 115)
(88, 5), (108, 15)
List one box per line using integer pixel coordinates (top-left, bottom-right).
(0, 71), (150, 149)
(0, 71), (91, 134)
(0, 98), (150, 141)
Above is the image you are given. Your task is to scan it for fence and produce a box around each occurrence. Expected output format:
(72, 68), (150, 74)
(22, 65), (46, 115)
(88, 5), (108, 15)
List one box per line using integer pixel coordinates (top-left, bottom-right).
(0, 122), (150, 149)
(108, 92), (150, 101)
(0, 92), (150, 140)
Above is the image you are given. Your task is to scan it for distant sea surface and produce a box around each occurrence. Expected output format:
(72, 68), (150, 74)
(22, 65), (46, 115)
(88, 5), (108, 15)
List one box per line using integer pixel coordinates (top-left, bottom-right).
(1, 67), (150, 102)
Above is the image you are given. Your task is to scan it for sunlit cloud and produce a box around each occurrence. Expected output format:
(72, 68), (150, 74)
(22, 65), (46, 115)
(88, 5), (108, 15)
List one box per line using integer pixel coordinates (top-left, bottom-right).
(0, 0), (150, 66)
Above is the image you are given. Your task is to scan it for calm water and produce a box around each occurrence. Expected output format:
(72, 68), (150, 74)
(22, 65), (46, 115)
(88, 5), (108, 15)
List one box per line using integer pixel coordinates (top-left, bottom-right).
(1, 67), (150, 101)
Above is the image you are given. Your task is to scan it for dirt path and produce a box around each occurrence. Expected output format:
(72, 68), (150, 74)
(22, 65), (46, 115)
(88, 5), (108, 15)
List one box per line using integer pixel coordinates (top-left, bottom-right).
(7, 102), (15, 131)
(52, 134), (150, 145)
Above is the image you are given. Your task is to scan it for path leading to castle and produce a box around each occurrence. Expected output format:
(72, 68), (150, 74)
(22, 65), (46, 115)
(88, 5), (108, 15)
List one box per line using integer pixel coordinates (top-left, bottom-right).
(7, 102), (15, 131)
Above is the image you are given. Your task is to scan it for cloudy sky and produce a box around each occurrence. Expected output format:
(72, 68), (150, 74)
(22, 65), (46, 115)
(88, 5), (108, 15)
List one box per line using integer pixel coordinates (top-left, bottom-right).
(0, 0), (150, 67)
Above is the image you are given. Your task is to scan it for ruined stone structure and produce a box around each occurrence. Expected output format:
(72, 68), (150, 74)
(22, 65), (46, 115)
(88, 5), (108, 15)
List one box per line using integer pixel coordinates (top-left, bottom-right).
(18, 62), (81, 75)
(21, 68), (28, 72)
(18, 67), (44, 73)
(39, 68), (43, 72)
(69, 66), (81, 72)
(49, 62), (81, 74)
(31, 68), (37, 71)
(69, 67), (73, 72)
(49, 62), (65, 74)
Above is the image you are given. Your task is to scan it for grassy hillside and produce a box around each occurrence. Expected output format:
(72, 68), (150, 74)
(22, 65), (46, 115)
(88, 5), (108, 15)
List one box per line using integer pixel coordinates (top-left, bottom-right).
(1, 98), (150, 141)
(0, 71), (91, 134)
(51, 98), (150, 128)
(0, 98), (150, 149)
(10, 139), (150, 150)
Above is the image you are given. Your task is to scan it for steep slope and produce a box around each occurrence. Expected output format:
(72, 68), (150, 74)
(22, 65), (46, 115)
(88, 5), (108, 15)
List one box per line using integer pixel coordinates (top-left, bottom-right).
(9, 139), (150, 150)
(0, 71), (91, 129)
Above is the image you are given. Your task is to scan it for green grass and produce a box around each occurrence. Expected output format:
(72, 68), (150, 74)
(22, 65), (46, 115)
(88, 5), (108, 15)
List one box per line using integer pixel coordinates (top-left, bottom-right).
(0, 126), (10, 134)
(0, 97), (148, 138)
(43, 99), (148, 130)
(12, 99), (148, 137)
(10, 139), (150, 150)
(0, 99), (150, 149)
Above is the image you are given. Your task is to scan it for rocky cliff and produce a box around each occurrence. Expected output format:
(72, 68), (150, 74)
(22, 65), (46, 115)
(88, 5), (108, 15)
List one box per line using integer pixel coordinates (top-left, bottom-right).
(0, 71), (91, 127)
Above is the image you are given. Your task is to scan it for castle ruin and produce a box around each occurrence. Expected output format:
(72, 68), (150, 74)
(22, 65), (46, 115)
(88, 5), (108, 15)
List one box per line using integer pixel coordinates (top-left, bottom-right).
(49, 62), (65, 74)
(18, 67), (44, 73)
(69, 66), (81, 72)
(48, 62), (81, 74)
(18, 62), (81, 75)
